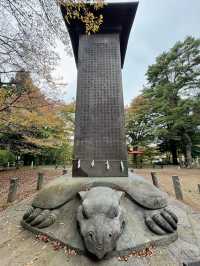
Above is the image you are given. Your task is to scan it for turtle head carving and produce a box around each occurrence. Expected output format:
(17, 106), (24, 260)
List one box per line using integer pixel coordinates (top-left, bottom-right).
(22, 179), (178, 260)
(77, 187), (125, 259)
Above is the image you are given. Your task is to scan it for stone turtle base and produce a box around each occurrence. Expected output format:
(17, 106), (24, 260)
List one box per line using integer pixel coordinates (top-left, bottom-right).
(20, 176), (178, 258)
(21, 194), (178, 258)
(1, 181), (200, 265)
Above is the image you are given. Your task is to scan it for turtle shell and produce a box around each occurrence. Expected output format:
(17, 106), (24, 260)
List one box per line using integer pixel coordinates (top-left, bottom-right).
(32, 176), (167, 210)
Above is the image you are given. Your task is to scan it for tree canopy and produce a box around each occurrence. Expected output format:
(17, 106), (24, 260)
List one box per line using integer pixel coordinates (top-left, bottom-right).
(0, 0), (104, 87)
(126, 36), (200, 167)
(0, 72), (75, 165)
(0, 0), (105, 166)
(126, 95), (154, 147)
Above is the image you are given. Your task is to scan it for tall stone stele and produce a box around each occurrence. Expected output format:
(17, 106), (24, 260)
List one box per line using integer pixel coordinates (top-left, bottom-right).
(21, 4), (179, 260)
(61, 2), (138, 177)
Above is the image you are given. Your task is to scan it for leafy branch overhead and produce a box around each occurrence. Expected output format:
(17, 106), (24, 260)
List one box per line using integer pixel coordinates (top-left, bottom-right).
(59, 0), (104, 34)
(0, 0), (104, 86)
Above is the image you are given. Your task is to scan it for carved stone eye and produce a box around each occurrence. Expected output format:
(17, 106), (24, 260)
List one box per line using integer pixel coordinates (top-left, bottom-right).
(82, 208), (88, 219)
(108, 233), (112, 238)
(109, 207), (118, 218)
(87, 231), (94, 241)
(113, 208), (118, 217)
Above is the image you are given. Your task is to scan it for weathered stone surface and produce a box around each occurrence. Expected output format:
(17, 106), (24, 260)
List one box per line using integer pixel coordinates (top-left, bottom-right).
(72, 33), (128, 177)
(1, 192), (200, 265)
(22, 194), (177, 258)
(21, 175), (178, 259)
(77, 187), (125, 259)
(7, 177), (18, 203)
(172, 175), (184, 201)
(151, 172), (160, 189)
(37, 172), (44, 191)
(31, 176), (167, 210)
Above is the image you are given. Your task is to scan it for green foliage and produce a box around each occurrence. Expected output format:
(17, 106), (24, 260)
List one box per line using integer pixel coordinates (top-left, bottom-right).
(142, 146), (160, 161)
(125, 95), (154, 147)
(127, 36), (200, 166)
(0, 72), (75, 165)
(55, 142), (73, 165)
(144, 37), (200, 166)
(0, 150), (16, 166)
(38, 143), (73, 166)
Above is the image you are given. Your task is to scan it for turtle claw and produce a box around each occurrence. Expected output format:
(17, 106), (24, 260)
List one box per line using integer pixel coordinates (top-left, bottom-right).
(29, 210), (50, 226)
(23, 207), (59, 228)
(145, 208), (178, 235)
(25, 208), (43, 223)
(37, 212), (57, 228)
(23, 206), (34, 220)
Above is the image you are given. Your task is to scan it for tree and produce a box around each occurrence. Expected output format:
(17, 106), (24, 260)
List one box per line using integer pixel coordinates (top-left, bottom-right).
(0, 72), (74, 164)
(0, 0), (104, 87)
(125, 95), (158, 167)
(0, 0), (104, 165)
(0, 71), (33, 113)
(126, 95), (154, 147)
(0, 149), (15, 166)
(144, 36), (200, 167)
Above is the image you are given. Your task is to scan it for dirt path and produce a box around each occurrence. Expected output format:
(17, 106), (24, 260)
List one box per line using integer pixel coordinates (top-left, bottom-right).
(0, 166), (64, 211)
(135, 167), (200, 211)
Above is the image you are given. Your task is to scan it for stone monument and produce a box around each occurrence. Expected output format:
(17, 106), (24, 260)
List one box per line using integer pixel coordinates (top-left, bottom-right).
(21, 2), (178, 260)
(69, 2), (137, 177)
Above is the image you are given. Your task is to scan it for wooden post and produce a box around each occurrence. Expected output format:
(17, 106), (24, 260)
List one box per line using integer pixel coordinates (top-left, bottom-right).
(198, 184), (200, 193)
(63, 169), (67, 175)
(7, 177), (18, 202)
(37, 172), (44, 190)
(172, 175), (183, 200)
(151, 172), (160, 188)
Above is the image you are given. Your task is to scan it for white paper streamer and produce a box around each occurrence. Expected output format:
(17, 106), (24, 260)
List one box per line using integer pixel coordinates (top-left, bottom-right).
(120, 160), (124, 172)
(91, 160), (95, 168)
(78, 159), (81, 169)
(106, 160), (110, 170)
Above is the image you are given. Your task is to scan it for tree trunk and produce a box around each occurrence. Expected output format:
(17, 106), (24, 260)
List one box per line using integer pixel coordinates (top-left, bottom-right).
(170, 141), (178, 165)
(183, 133), (192, 168)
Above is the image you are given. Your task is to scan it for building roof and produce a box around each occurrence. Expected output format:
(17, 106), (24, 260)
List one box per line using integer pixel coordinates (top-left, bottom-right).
(61, 2), (138, 68)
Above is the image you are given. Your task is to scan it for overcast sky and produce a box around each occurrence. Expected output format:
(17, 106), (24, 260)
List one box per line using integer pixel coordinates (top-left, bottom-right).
(55, 0), (200, 105)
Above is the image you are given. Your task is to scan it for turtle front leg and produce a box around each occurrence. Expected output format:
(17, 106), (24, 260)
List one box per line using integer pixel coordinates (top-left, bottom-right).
(23, 206), (59, 228)
(144, 208), (178, 235)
